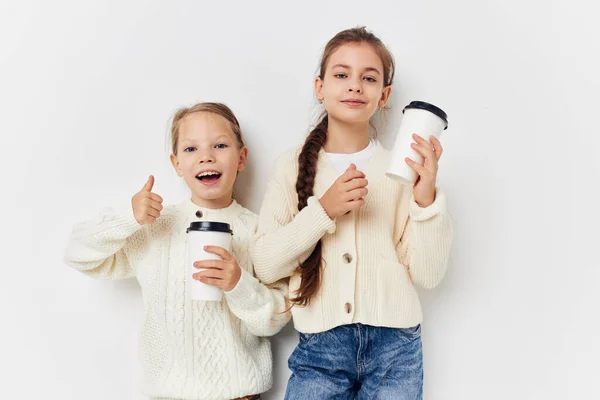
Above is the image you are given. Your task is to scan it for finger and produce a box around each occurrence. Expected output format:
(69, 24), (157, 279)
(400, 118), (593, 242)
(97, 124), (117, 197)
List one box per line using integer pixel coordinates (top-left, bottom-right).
(411, 142), (436, 160)
(346, 186), (369, 200)
(203, 245), (232, 260)
(340, 169), (366, 183)
(147, 208), (160, 219)
(412, 134), (438, 159)
(148, 200), (163, 212)
(200, 278), (225, 289)
(344, 178), (368, 191)
(345, 198), (365, 212)
(141, 175), (154, 192)
(412, 133), (432, 146)
(195, 269), (225, 279)
(149, 193), (164, 203)
(405, 157), (427, 176)
(140, 215), (156, 225)
(196, 277), (224, 288)
(194, 260), (224, 269)
(430, 136), (443, 160)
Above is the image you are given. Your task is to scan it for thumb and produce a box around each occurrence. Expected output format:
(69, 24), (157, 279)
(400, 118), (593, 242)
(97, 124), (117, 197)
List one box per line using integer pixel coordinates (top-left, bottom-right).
(347, 163), (357, 171)
(141, 175), (154, 192)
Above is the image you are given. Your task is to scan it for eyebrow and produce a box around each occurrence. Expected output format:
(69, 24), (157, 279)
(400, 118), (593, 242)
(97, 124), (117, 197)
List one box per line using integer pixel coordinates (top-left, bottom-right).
(331, 64), (381, 75)
(181, 134), (232, 143)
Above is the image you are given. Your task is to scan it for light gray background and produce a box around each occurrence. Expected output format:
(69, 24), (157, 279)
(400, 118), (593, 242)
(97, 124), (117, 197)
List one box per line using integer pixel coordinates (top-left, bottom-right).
(2, 0), (598, 398)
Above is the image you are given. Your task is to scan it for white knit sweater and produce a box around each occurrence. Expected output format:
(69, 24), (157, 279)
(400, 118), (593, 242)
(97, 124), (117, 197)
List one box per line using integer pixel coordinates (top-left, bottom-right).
(64, 199), (290, 400)
(251, 140), (453, 334)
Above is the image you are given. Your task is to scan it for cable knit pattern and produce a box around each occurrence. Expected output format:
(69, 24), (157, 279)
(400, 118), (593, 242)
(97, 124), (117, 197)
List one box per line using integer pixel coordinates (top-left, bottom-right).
(250, 140), (453, 334)
(64, 199), (290, 400)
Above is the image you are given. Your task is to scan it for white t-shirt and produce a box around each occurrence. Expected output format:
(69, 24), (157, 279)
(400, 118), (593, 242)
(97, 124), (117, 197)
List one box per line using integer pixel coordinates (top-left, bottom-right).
(325, 139), (376, 176)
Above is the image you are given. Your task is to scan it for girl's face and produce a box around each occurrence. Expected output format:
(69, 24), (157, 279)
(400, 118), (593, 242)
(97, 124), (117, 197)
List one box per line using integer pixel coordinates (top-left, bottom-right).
(170, 112), (247, 209)
(315, 42), (391, 125)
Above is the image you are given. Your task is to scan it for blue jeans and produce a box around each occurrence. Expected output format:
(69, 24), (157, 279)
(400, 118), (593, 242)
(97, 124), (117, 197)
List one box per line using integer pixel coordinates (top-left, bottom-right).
(284, 323), (423, 400)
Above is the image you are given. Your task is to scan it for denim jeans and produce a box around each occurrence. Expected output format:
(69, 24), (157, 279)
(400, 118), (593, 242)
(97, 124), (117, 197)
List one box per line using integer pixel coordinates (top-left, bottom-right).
(284, 323), (423, 400)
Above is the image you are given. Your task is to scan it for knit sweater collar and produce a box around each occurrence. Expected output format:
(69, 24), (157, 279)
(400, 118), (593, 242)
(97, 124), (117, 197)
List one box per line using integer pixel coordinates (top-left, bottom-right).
(314, 139), (388, 194)
(179, 197), (245, 221)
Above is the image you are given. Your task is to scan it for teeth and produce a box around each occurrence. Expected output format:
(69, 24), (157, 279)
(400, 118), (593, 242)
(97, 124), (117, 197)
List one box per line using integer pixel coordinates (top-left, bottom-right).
(197, 171), (220, 178)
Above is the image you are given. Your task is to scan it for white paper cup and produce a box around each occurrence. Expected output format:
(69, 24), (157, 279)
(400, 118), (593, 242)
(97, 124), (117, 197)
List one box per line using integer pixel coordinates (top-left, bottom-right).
(186, 221), (233, 301)
(386, 101), (449, 185)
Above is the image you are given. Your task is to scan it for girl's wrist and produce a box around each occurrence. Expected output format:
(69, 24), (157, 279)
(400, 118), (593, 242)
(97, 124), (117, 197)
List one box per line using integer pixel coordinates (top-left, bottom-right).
(415, 185), (436, 208)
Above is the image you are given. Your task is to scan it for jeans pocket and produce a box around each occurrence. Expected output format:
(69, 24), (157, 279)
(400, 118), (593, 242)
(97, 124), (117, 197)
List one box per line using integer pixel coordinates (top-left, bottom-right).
(395, 324), (422, 340)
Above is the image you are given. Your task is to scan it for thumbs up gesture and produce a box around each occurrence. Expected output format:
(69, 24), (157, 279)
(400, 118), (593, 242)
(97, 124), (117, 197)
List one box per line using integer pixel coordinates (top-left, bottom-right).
(132, 175), (164, 225)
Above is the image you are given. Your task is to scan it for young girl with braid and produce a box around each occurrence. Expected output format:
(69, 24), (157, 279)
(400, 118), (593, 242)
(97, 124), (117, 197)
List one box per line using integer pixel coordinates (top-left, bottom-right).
(251, 27), (453, 400)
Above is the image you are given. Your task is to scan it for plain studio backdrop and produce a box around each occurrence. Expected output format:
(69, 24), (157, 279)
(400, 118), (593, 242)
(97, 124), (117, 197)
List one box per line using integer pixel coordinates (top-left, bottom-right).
(1, 0), (598, 398)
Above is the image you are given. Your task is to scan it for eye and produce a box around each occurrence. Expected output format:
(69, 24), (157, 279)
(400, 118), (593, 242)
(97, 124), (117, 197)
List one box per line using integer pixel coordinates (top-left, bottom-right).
(364, 76), (377, 83)
(183, 147), (196, 152)
(215, 143), (228, 149)
(334, 73), (347, 79)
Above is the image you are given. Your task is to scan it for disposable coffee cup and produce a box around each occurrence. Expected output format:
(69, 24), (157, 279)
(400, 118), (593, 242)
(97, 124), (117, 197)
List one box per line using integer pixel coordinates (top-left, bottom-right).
(386, 101), (449, 185)
(186, 221), (233, 301)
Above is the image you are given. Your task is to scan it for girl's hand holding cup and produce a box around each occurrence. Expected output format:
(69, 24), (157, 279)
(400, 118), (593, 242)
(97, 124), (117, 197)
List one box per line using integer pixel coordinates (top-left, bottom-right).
(193, 246), (242, 292)
(405, 134), (443, 208)
(385, 101), (449, 208)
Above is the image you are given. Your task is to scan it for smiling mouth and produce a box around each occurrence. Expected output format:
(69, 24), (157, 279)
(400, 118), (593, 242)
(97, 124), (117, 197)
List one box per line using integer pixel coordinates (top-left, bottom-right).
(196, 171), (222, 185)
(342, 100), (366, 107)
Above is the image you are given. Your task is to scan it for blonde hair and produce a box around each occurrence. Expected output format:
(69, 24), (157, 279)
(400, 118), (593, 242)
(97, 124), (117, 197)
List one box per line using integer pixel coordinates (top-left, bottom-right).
(170, 102), (245, 155)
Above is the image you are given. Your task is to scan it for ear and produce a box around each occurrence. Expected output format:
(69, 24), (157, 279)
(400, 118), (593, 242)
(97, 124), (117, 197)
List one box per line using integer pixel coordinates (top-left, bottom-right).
(379, 85), (392, 109)
(314, 77), (324, 103)
(237, 147), (248, 172)
(170, 153), (183, 177)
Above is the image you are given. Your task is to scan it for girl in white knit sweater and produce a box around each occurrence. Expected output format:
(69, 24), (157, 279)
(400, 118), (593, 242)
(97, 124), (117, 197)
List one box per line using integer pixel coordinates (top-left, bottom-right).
(64, 102), (290, 400)
(251, 28), (453, 399)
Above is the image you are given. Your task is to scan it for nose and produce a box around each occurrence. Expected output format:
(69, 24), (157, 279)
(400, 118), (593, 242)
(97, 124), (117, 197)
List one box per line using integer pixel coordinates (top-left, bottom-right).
(197, 149), (215, 164)
(348, 79), (362, 94)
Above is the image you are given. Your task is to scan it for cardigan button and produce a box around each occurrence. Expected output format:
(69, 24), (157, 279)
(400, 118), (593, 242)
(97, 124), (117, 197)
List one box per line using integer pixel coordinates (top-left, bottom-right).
(195, 210), (203, 218)
(342, 253), (353, 264)
(344, 302), (352, 314)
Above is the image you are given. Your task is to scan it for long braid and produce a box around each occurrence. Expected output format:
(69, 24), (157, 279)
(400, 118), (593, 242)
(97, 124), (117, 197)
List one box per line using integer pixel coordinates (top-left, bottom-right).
(291, 115), (328, 306)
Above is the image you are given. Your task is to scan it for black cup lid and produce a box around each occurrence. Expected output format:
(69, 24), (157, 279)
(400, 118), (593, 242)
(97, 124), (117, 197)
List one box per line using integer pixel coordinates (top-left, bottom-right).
(186, 221), (233, 234)
(403, 101), (448, 129)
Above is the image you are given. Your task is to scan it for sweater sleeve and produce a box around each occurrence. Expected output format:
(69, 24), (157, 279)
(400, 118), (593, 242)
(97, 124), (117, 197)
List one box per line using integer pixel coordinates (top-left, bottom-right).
(250, 152), (336, 284)
(63, 207), (147, 280)
(396, 188), (453, 289)
(224, 269), (291, 337)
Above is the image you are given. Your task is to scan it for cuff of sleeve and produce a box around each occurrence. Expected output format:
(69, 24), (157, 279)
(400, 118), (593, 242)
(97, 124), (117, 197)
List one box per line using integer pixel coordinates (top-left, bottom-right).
(224, 268), (258, 304)
(306, 196), (336, 234)
(92, 207), (143, 234)
(409, 188), (448, 222)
